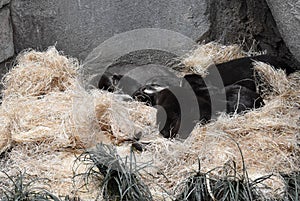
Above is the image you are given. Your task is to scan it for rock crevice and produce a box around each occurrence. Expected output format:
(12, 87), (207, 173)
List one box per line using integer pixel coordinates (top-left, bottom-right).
(199, 0), (299, 69)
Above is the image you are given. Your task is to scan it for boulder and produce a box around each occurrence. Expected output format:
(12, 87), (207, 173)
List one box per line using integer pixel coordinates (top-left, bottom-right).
(0, 7), (14, 63)
(11, 0), (209, 60)
(266, 0), (300, 63)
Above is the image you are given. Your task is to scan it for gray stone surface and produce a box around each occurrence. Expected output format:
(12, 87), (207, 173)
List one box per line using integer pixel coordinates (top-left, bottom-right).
(0, 0), (10, 8)
(266, 0), (300, 63)
(0, 57), (14, 98)
(200, 0), (300, 70)
(11, 0), (209, 60)
(0, 7), (14, 63)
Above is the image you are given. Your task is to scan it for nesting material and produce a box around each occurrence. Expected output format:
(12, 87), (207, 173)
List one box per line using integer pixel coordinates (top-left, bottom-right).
(181, 42), (248, 76)
(2, 47), (79, 97)
(0, 144), (79, 196)
(3, 93), (74, 147)
(0, 47), (157, 199)
(94, 91), (156, 142)
(0, 111), (11, 155)
(0, 45), (299, 200)
(1, 80), (103, 150)
(253, 61), (291, 97)
(0, 47), (100, 198)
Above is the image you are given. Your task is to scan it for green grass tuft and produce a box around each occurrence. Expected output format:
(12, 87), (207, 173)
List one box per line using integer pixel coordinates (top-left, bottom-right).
(75, 143), (153, 201)
(0, 170), (60, 201)
(176, 161), (265, 201)
(281, 171), (300, 201)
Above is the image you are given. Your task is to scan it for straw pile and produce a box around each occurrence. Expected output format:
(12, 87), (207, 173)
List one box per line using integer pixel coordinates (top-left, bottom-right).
(181, 42), (247, 76)
(0, 47), (156, 199)
(0, 43), (299, 200)
(181, 41), (265, 76)
(0, 110), (10, 155)
(2, 47), (78, 97)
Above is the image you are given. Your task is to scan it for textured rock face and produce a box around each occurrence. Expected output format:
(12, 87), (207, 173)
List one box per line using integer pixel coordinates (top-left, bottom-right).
(10, 0), (209, 60)
(0, 0), (10, 8)
(266, 0), (300, 64)
(200, 0), (300, 69)
(0, 7), (14, 63)
(8, 0), (300, 71)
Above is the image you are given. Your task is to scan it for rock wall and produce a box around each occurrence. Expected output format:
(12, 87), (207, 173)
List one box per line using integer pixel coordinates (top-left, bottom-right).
(266, 0), (300, 65)
(10, 0), (209, 60)
(0, 0), (299, 70)
(0, 0), (14, 63)
(199, 0), (300, 69)
(0, 0), (10, 8)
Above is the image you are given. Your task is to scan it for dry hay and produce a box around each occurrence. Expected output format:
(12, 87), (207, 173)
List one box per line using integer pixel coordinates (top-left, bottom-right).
(0, 46), (99, 150)
(0, 47), (156, 199)
(181, 41), (265, 76)
(94, 91), (156, 143)
(0, 47), (99, 198)
(181, 42), (247, 76)
(0, 45), (299, 200)
(253, 61), (292, 98)
(0, 109), (11, 155)
(2, 47), (79, 97)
